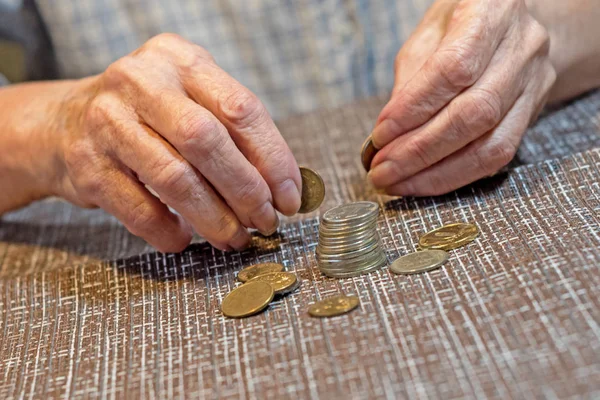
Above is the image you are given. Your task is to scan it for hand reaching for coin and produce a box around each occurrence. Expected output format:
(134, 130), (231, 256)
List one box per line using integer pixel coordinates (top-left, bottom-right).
(45, 34), (302, 252)
(368, 0), (556, 196)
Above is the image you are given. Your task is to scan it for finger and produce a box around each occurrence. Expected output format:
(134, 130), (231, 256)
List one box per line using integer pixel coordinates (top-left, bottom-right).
(385, 94), (533, 197)
(368, 27), (549, 189)
(133, 87), (280, 236)
(391, 0), (459, 94)
(372, 0), (515, 149)
(76, 162), (193, 253)
(90, 95), (252, 251)
(179, 61), (302, 216)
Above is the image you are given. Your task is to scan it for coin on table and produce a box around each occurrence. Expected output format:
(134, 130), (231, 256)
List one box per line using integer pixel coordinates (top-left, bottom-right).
(237, 262), (284, 283)
(308, 295), (360, 317)
(390, 250), (449, 275)
(248, 271), (298, 295)
(419, 223), (479, 251)
(221, 281), (274, 318)
(298, 167), (326, 213)
(360, 135), (378, 172)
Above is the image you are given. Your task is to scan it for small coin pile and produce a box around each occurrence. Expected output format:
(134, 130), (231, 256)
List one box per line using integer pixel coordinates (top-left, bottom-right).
(316, 201), (387, 278)
(221, 262), (301, 318)
(390, 223), (479, 275)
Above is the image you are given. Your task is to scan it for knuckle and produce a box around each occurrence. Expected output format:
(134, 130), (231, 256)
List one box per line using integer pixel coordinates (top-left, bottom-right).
(126, 201), (161, 236)
(84, 94), (115, 129)
(152, 159), (193, 200)
(176, 111), (224, 153)
(235, 171), (269, 206)
(103, 57), (136, 87)
(454, 90), (503, 135)
(406, 139), (432, 167)
(531, 22), (551, 55)
(145, 33), (186, 51)
(219, 89), (265, 128)
(435, 46), (479, 89)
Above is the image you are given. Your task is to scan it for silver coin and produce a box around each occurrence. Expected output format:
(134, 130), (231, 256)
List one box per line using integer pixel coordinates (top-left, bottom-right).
(389, 250), (449, 275)
(322, 202), (379, 224)
(320, 257), (387, 278)
(317, 244), (378, 258)
(316, 202), (386, 279)
(317, 234), (378, 252)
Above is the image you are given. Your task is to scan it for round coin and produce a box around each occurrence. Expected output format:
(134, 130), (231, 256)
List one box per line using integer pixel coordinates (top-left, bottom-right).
(360, 136), (378, 172)
(248, 272), (298, 295)
(322, 201), (379, 224)
(237, 262), (284, 283)
(390, 250), (449, 275)
(221, 281), (274, 318)
(308, 295), (360, 317)
(419, 223), (479, 251)
(299, 167), (326, 213)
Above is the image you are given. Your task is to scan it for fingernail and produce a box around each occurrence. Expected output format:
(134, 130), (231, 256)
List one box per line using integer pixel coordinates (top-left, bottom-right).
(368, 161), (401, 188)
(229, 226), (252, 251)
(274, 178), (301, 216)
(251, 202), (280, 236)
(372, 119), (402, 148)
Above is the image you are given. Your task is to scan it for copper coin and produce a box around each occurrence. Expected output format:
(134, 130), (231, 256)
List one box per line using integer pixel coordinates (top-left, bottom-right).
(299, 167), (325, 213)
(360, 136), (378, 172)
(237, 262), (284, 283)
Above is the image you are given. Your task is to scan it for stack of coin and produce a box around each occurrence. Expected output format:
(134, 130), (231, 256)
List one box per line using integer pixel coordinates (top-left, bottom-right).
(316, 201), (387, 278)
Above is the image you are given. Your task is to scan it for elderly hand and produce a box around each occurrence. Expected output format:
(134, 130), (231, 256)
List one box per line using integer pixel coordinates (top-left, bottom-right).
(54, 34), (301, 252)
(368, 0), (556, 196)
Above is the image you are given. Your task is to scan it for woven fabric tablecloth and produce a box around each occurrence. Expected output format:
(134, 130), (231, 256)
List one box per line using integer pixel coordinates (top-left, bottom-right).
(1, 92), (600, 399)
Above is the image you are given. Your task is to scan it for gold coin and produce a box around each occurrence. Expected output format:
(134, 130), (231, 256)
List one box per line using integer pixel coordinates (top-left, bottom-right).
(237, 262), (284, 283)
(360, 136), (378, 172)
(390, 250), (449, 275)
(308, 295), (360, 317)
(299, 167), (325, 213)
(419, 223), (479, 251)
(248, 272), (298, 295)
(221, 281), (274, 318)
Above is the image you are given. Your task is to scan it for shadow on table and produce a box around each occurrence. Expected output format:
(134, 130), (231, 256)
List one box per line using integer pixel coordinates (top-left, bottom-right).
(383, 170), (510, 212)
(0, 213), (287, 281)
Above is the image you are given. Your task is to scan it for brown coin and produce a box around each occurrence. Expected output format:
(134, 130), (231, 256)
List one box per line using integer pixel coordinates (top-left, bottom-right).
(308, 295), (360, 317)
(221, 281), (274, 318)
(248, 272), (298, 295)
(299, 167), (325, 213)
(419, 223), (479, 251)
(360, 136), (378, 172)
(237, 262), (284, 283)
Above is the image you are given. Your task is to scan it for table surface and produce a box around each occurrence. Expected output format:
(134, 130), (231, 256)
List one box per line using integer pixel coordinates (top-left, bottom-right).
(1, 93), (600, 399)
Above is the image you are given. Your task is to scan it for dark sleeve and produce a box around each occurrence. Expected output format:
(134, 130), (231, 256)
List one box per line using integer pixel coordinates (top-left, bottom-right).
(0, 0), (58, 83)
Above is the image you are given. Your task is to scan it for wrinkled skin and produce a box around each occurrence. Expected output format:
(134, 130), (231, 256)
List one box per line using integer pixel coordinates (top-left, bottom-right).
(369, 0), (556, 196)
(55, 34), (302, 252)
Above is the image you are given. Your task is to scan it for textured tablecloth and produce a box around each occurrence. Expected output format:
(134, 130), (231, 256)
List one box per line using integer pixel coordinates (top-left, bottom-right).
(1, 92), (600, 399)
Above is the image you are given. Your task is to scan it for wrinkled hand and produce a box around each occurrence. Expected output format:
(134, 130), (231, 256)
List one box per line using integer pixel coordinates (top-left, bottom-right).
(55, 34), (301, 252)
(369, 0), (556, 195)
